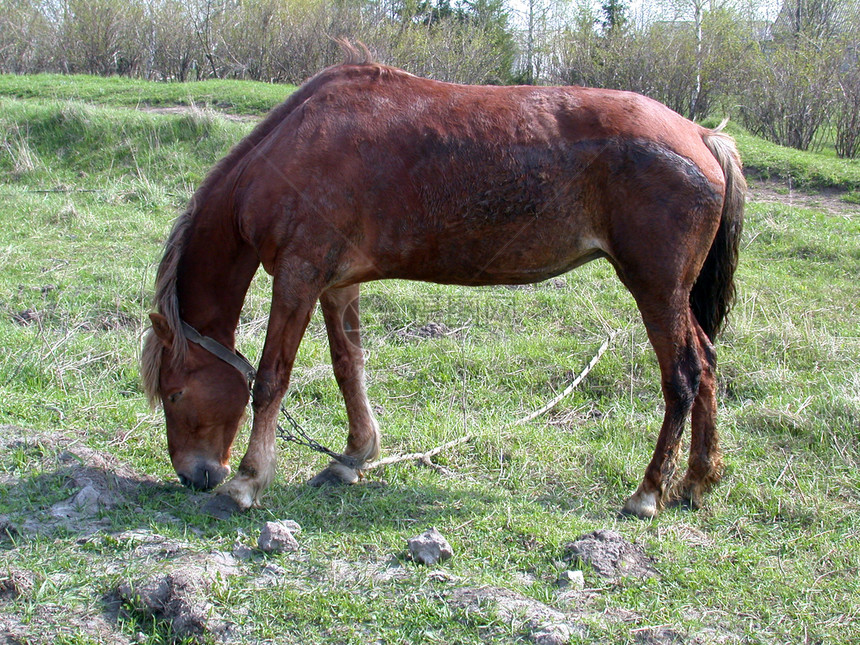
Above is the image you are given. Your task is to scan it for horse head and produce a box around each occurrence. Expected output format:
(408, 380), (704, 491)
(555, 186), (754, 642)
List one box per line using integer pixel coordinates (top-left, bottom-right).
(144, 313), (250, 491)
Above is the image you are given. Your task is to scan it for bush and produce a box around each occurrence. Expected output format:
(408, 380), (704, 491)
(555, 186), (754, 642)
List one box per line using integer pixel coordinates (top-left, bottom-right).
(547, 4), (753, 121)
(833, 16), (860, 159)
(739, 38), (838, 151)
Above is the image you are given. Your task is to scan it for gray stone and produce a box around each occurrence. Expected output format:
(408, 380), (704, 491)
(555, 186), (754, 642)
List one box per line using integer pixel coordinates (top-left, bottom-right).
(277, 519), (301, 534)
(258, 521), (300, 554)
(407, 527), (453, 565)
(556, 570), (585, 590)
(231, 543), (255, 560)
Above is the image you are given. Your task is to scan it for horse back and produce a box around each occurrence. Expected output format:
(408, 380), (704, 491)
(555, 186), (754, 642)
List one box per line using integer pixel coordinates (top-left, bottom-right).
(232, 64), (727, 286)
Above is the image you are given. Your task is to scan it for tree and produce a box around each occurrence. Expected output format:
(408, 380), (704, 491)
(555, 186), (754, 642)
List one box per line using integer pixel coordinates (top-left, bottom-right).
(774, 0), (848, 39)
(659, 0), (716, 119)
(64, 0), (143, 75)
(600, 0), (628, 36)
(0, 0), (58, 73)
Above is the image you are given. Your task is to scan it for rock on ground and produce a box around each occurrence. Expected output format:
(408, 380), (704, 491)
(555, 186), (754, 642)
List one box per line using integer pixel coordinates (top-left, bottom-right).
(258, 520), (301, 554)
(556, 569), (585, 590)
(407, 527), (453, 565)
(563, 530), (657, 580)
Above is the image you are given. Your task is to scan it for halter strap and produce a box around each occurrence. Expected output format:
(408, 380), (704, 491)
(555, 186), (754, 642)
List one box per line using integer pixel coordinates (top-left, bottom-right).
(181, 321), (257, 386)
(179, 320), (362, 471)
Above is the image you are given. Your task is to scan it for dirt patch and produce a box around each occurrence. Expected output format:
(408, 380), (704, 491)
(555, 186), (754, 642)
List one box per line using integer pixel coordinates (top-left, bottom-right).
(115, 548), (241, 643)
(448, 585), (587, 644)
(395, 321), (455, 340)
(86, 310), (138, 331)
(0, 427), (213, 642)
(139, 105), (257, 123)
(0, 427), (171, 538)
(748, 178), (857, 217)
(0, 570), (35, 602)
(634, 626), (686, 644)
(10, 308), (42, 326)
(323, 557), (412, 586)
(0, 425), (745, 643)
(659, 524), (715, 548)
(1, 608), (132, 645)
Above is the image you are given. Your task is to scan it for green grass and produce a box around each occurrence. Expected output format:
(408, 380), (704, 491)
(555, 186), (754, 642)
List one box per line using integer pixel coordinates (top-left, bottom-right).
(0, 77), (859, 643)
(721, 122), (860, 192)
(0, 73), (295, 116)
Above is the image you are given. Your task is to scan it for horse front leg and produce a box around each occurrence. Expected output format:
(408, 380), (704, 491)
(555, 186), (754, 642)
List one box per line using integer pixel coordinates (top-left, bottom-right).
(217, 276), (318, 510)
(309, 284), (381, 486)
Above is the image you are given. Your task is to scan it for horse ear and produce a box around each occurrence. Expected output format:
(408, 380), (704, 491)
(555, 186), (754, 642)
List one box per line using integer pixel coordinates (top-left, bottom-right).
(149, 313), (174, 348)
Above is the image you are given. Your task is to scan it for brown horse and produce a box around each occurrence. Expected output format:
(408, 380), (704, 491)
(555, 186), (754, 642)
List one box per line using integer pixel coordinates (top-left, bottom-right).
(142, 44), (744, 518)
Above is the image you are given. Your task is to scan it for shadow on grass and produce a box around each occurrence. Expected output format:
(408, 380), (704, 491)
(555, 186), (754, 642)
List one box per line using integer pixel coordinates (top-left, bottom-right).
(257, 479), (502, 534)
(0, 459), (500, 542)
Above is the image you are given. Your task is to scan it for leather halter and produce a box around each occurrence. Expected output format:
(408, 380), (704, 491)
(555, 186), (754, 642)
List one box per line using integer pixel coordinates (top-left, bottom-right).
(181, 321), (256, 387)
(179, 320), (362, 470)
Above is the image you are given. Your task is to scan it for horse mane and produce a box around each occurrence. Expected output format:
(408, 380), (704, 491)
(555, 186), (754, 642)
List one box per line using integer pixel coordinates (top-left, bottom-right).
(335, 38), (374, 66)
(141, 40), (383, 407)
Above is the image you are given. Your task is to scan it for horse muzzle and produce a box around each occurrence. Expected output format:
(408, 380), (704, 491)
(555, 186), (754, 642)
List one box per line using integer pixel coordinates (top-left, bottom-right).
(176, 460), (230, 491)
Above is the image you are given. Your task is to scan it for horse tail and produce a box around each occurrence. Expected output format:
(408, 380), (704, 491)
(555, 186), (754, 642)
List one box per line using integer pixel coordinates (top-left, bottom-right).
(691, 122), (746, 342)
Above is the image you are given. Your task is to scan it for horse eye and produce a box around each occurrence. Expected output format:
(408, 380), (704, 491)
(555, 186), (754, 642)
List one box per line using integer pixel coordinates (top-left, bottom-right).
(168, 391), (184, 404)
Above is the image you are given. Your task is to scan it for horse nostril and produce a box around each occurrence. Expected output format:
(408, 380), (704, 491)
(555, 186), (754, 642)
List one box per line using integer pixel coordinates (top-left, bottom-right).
(177, 470), (211, 491)
(176, 462), (228, 491)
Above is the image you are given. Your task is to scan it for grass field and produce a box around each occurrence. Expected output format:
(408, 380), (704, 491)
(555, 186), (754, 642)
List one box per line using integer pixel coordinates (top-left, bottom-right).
(0, 74), (858, 644)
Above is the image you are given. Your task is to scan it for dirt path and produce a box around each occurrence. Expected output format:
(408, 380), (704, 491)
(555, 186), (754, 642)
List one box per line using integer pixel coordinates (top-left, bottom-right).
(747, 178), (857, 216)
(138, 105), (259, 123)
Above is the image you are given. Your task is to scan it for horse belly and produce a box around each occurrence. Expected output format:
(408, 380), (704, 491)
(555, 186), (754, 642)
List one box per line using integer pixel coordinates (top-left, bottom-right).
(397, 221), (605, 286)
(372, 143), (609, 285)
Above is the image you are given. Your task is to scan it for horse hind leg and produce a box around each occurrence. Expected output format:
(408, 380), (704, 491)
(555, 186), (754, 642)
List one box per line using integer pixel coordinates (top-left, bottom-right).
(622, 299), (703, 519)
(309, 284), (381, 486)
(673, 321), (724, 508)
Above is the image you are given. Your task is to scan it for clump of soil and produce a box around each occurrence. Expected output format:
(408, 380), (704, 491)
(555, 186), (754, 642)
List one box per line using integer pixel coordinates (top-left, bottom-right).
(563, 529), (657, 580)
(0, 426), (245, 643)
(0, 570), (35, 601)
(116, 550), (240, 643)
(448, 585), (586, 644)
(396, 321), (452, 340)
(0, 428), (167, 537)
(10, 309), (42, 326)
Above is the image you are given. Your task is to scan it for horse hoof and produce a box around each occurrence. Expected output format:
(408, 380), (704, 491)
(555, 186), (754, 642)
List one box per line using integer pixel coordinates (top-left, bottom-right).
(621, 490), (659, 519)
(671, 480), (703, 510)
(308, 461), (359, 487)
(203, 493), (243, 519)
(216, 476), (259, 510)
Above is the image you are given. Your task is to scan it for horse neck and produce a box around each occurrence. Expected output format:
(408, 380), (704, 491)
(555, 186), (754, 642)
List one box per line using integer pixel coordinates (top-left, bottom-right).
(176, 203), (259, 349)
